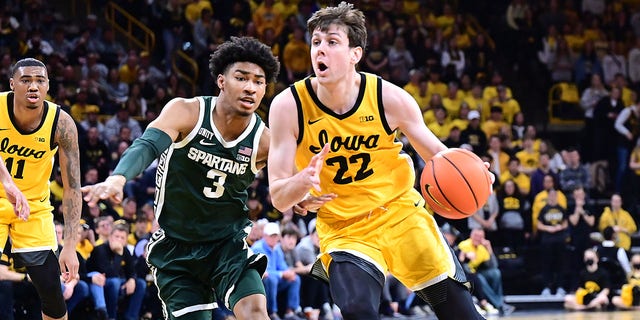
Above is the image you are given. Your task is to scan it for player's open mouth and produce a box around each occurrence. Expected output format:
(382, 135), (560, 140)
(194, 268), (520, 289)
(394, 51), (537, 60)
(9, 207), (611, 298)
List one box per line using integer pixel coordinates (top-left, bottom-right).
(240, 97), (255, 106)
(27, 94), (39, 103)
(318, 63), (328, 72)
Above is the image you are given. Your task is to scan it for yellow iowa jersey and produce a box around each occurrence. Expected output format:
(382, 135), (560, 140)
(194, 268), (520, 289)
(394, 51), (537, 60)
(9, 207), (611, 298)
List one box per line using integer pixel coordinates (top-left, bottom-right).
(0, 91), (58, 214)
(293, 73), (415, 219)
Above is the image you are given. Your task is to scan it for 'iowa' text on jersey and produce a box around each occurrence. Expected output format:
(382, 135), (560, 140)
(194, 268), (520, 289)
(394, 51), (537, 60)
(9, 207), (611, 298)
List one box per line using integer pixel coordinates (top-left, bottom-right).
(309, 129), (380, 154)
(0, 137), (47, 159)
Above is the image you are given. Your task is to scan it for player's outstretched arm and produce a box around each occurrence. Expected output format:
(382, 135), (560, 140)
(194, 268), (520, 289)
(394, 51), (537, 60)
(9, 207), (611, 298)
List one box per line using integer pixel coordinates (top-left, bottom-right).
(56, 111), (82, 282)
(268, 90), (335, 212)
(0, 155), (29, 220)
(81, 97), (198, 206)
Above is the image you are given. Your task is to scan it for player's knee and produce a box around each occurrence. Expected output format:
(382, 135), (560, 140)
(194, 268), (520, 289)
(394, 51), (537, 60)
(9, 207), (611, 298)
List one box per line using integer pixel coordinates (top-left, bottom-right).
(415, 278), (449, 307)
(233, 295), (268, 319)
(415, 278), (484, 320)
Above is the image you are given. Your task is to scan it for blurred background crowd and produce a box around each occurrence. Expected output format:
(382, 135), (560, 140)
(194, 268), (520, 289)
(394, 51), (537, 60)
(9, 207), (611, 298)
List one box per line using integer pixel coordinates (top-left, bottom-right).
(3, 0), (640, 319)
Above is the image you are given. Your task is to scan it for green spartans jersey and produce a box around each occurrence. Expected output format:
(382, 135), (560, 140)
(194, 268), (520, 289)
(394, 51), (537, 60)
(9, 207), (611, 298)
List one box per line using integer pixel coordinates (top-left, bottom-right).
(154, 96), (264, 243)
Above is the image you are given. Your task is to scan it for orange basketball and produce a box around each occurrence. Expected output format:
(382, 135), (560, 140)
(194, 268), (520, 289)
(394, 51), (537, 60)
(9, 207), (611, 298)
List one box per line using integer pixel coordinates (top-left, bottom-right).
(420, 148), (492, 219)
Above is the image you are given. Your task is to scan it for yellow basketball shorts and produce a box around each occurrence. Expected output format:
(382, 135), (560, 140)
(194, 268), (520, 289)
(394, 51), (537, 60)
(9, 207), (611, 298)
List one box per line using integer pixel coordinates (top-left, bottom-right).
(0, 199), (57, 254)
(316, 188), (456, 291)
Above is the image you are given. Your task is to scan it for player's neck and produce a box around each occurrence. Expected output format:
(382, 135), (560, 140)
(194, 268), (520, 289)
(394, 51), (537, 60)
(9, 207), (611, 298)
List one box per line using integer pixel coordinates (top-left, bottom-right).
(12, 102), (45, 132)
(315, 72), (360, 114)
(212, 105), (252, 141)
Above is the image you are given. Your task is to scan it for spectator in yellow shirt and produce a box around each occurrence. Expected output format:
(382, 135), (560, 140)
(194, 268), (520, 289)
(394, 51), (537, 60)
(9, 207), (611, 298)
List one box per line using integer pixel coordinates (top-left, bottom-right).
(458, 228), (514, 315)
(499, 157), (531, 197)
(403, 69), (428, 107)
(481, 106), (509, 138)
(465, 82), (490, 120)
(487, 134), (510, 178)
(598, 194), (638, 251)
(450, 102), (471, 131)
(253, 0), (285, 38)
(184, 0), (213, 25)
(493, 85), (521, 124)
(515, 136), (540, 175)
(483, 72), (513, 101)
(282, 25), (311, 84)
(70, 88), (100, 123)
(427, 107), (452, 141)
(422, 93), (444, 125)
(532, 174), (567, 234)
(442, 81), (466, 119)
(426, 66), (448, 102)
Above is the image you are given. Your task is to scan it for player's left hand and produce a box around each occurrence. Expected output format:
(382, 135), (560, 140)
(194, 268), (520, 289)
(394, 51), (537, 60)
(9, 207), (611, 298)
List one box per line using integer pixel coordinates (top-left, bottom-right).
(59, 245), (79, 283)
(4, 181), (30, 221)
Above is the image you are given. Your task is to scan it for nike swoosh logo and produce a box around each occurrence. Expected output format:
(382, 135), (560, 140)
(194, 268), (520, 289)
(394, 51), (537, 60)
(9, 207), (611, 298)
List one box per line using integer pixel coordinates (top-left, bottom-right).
(424, 184), (447, 209)
(308, 118), (324, 125)
(414, 199), (423, 207)
(39, 196), (48, 202)
(199, 139), (215, 146)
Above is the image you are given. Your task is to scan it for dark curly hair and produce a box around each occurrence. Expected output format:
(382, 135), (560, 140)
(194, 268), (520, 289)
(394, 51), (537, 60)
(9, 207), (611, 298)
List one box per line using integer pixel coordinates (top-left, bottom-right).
(209, 37), (280, 83)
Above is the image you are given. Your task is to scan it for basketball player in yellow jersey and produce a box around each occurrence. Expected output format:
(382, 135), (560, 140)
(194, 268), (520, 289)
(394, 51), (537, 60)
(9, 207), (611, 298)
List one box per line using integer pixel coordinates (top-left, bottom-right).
(268, 3), (487, 319)
(0, 58), (81, 320)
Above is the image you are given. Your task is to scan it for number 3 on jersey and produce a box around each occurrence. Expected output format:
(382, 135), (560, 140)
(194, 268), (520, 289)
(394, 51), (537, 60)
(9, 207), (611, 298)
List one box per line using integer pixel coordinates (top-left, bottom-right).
(4, 157), (25, 179)
(203, 168), (226, 198)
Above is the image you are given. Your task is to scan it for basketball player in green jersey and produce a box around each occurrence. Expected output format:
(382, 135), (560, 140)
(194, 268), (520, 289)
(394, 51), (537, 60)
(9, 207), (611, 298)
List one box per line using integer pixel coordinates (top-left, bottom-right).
(81, 37), (280, 320)
(268, 2), (487, 320)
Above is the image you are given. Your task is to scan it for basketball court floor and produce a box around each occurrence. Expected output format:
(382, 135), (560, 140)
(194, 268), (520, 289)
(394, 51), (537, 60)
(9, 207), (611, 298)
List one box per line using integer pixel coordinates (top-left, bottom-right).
(381, 309), (640, 319)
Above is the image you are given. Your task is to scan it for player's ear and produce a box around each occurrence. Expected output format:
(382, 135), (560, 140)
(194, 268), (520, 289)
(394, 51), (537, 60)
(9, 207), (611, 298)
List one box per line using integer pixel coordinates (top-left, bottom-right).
(9, 78), (13, 91)
(217, 74), (224, 91)
(351, 46), (363, 64)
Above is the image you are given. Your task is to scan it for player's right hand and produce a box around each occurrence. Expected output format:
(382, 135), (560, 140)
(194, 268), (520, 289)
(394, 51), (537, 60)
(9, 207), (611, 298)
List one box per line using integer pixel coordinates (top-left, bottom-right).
(4, 181), (29, 220)
(81, 175), (126, 206)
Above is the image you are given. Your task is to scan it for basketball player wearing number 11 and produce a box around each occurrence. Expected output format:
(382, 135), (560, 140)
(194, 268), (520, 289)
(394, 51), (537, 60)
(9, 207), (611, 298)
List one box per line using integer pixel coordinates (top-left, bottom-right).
(268, 3), (487, 319)
(0, 58), (82, 320)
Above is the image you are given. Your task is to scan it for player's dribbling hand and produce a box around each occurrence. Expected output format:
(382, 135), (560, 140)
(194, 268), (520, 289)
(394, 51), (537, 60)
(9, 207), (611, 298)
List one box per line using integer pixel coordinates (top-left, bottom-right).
(483, 161), (496, 185)
(81, 175), (126, 206)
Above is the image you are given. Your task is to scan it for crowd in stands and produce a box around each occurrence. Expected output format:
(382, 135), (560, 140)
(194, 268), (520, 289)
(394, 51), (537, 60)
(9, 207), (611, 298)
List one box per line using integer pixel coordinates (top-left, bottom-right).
(4, 0), (640, 319)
